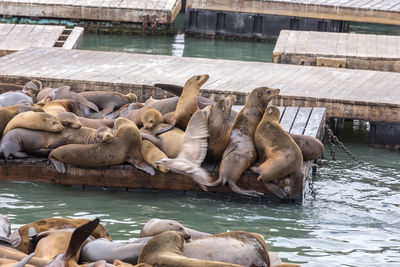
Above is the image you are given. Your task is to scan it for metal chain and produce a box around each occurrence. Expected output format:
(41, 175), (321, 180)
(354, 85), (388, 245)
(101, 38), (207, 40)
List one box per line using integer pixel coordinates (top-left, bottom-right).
(324, 125), (364, 164)
(306, 173), (316, 200)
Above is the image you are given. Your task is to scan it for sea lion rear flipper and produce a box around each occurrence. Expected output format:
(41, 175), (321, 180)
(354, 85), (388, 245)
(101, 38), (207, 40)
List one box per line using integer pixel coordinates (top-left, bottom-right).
(154, 123), (175, 136)
(141, 133), (162, 147)
(263, 183), (287, 199)
(100, 105), (114, 115)
(51, 158), (66, 174)
(11, 252), (35, 267)
(154, 83), (183, 96)
(229, 181), (264, 197)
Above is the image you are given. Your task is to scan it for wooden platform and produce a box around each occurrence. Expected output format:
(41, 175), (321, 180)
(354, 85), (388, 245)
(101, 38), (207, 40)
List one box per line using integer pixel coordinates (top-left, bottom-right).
(0, 106), (325, 203)
(0, 0), (181, 25)
(273, 30), (400, 72)
(0, 47), (399, 123)
(0, 24), (83, 56)
(186, 0), (400, 26)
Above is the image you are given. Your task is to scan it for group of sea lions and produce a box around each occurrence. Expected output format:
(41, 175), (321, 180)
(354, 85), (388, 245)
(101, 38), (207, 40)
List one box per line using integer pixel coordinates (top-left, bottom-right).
(0, 75), (324, 198)
(0, 215), (301, 267)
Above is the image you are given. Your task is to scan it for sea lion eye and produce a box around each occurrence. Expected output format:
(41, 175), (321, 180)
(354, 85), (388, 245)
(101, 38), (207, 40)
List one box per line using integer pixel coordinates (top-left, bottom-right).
(150, 120), (153, 123)
(196, 76), (200, 81)
(267, 90), (271, 94)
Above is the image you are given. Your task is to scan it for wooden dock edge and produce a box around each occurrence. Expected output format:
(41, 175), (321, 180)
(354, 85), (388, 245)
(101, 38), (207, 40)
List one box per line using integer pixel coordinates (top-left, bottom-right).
(62, 27), (84, 50)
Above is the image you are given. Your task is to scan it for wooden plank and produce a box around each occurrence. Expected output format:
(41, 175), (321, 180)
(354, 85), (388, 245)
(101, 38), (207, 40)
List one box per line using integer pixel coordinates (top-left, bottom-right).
(62, 27), (84, 49)
(280, 107), (298, 132)
(290, 107), (312, 135)
(303, 108), (326, 138)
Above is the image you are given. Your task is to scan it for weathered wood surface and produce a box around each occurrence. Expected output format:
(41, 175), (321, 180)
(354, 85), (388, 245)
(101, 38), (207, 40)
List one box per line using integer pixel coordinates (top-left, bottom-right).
(0, 24), (83, 56)
(186, 0), (400, 26)
(273, 30), (400, 72)
(0, 106), (325, 203)
(0, 0), (181, 24)
(0, 47), (399, 123)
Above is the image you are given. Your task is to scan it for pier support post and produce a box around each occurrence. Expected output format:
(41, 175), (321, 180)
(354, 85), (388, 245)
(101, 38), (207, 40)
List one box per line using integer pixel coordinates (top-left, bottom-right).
(369, 122), (400, 151)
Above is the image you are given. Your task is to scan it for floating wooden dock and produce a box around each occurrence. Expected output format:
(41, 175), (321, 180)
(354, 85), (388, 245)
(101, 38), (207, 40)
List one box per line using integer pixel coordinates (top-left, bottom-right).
(0, 106), (325, 203)
(273, 30), (400, 72)
(0, 24), (83, 56)
(0, 0), (181, 33)
(0, 47), (399, 124)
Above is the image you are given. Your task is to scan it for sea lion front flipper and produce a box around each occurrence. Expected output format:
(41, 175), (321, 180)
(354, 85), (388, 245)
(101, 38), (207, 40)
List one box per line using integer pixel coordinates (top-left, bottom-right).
(141, 133), (162, 147)
(100, 105), (114, 115)
(51, 159), (66, 174)
(229, 181), (264, 197)
(263, 183), (287, 199)
(10, 252), (35, 267)
(154, 83), (183, 96)
(127, 157), (155, 176)
(154, 123), (175, 135)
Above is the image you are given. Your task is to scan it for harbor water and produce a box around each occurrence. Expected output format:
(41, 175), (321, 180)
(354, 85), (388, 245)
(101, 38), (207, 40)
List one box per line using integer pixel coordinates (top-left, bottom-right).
(1, 16), (400, 266)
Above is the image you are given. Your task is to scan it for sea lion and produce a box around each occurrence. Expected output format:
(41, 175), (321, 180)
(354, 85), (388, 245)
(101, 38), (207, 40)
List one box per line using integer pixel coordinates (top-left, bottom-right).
(251, 106), (303, 198)
(155, 74), (209, 134)
(0, 105), (43, 137)
(141, 108), (163, 130)
(125, 106), (161, 129)
(11, 218), (111, 254)
(206, 94), (236, 161)
(137, 231), (244, 267)
(140, 219), (210, 241)
(144, 96), (179, 115)
(289, 133), (324, 161)
(113, 103), (144, 119)
(0, 246), (47, 267)
(78, 117), (115, 129)
(21, 79), (42, 102)
(33, 229), (76, 262)
(80, 238), (151, 265)
(47, 85), (99, 113)
(140, 140), (169, 173)
(0, 252), (36, 267)
(0, 126), (113, 158)
(3, 111), (63, 136)
(49, 118), (154, 175)
(57, 112), (82, 129)
(36, 87), (55, 102)
(79, 91), (137, 115)
(0, 92), (33, 107)
(183, 231), (270, 267)
(209, 87), (280, 197)
(38, 99), (85, 117)
(155, 109), (213, 191)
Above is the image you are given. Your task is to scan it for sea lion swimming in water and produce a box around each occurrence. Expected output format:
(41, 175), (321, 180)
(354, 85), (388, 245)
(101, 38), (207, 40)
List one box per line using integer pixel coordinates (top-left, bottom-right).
(208, 87), (280, 197)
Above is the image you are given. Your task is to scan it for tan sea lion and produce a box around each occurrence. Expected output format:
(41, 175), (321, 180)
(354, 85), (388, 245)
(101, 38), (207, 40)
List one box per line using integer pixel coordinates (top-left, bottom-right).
(141, 108), (163, 130)
(289, 133), (324, 161)
(138, 231), (244, 267)
(0, 246), (47, 267)
(140, 140), (169, 173)
(33, 230), (76, 262)
(38, 99), (85, 117)
(251, 106), (303, 198)
(11, 218), (111, 254)
(0, 252), (36, 267)
(78, 117), (115, 129)
(140, 219), (210, 241)
(0, 105), (43, 137)
(155, 74), (209, 134)
(36, 87), (55, 102)
(79, 91), (138, 115)
(49, 118), (154, 175)
(125, 106), (160, 129)
(113, 103), (144, 119)
(3, 111), (63, 136)
(209, 87), (280, 197)
(57, 112), (82, 129)
(206, 94), (236, 161)
(183, 231), (270, 267)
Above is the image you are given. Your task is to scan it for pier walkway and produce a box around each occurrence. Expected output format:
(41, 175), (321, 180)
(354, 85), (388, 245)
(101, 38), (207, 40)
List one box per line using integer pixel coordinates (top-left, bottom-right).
(273, 30), (400, 72)
(0, 47), (399, 123)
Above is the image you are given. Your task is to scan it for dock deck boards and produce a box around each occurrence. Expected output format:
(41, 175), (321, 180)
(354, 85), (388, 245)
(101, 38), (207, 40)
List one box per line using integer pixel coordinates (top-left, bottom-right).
(0, 24), (83, 56)
(186, 0), (400, 26)
(273, 30), (400, 72)
(0, 0), (181, 24)
(0, 106), (325, 203)
(0, 47), (399, 123)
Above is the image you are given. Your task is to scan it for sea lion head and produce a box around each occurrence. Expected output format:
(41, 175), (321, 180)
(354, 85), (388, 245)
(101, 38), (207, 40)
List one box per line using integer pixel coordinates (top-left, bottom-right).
(57, 112), (82, 129)
(21, 79), (42, 99)
(249, 87), (280, 108)
(142, 108), (163, 130)
(94, 126), (114, 143)
(185, 74), (210, 89)
(140, 219), (191, 241)
(212, 94), (236, 121)
(125, 93), (138, 103)
(41, 112), (64, 132)
(114, 117), (135, 130)
(264, 106), (280, 122)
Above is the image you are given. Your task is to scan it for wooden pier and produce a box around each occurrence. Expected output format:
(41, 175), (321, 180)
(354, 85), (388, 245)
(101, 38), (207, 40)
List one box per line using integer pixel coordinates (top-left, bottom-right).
(0, 106), (325, 203)
(0, 24), (83, 56)
(0, 0), (181, 33)
(273, 30), (400, 72)
(0, 47), (399, 124)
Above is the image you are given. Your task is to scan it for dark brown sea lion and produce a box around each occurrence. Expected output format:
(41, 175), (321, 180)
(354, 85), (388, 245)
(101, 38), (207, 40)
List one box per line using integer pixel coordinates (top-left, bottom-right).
(206, 94), (236, 161)
(289, 133), (324, 162)
(79, 91), (137, 115)
(49, 118), (154, 175)
(251, 106), (303, 198)
(183, 231), (270, 267)
(137, 231), (244, 267)
(3, 111), (63, 136)
(155, 74), (209, 134)
(11, 218), (110, 254)
(209, 87), (280, 197)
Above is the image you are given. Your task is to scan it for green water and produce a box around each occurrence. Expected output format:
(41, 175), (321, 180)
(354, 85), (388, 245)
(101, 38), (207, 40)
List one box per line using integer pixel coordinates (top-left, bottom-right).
(2, 16), (400, 266)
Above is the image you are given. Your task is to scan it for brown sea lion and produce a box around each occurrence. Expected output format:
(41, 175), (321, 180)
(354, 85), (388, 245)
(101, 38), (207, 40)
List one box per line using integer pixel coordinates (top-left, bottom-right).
(251, 106), (303, 198)
(49, 118), (154, 175)
(47, 85), (99, 113)
(113, 103), (144, 119)
(3, 111), (63, 136)
(289, 133), (324, 162)
(33, 229), (76, 262)
(0, 246), (47, 267)
(0, 104), (43, 137)
(11, 218), (110, 254)
(36, 87), (55, 102)
(57, 112), (82, 129)
(78, 117), (115, 129)
(141, 108), (163, 131)
(155, 74), (209, 134)
(140, 219), (210, 241)
(0, 252), (37, 267)
(125, 106), (160, 129)
(140, 139), (169, 173)
(79, 91), (137, 115)
(38, 99), (85, 117)
(183, 231), (270, 267)
(155, 109), (213, 191)
(138, 231), (244, 267)
(206, 94), (236, 161)
(209, 87), (280, 197)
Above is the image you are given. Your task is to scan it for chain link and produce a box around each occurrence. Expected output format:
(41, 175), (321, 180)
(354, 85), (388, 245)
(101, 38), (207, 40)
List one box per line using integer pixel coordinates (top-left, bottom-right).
(306, 172), (316, 200)
(325, 125), (364, 164)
